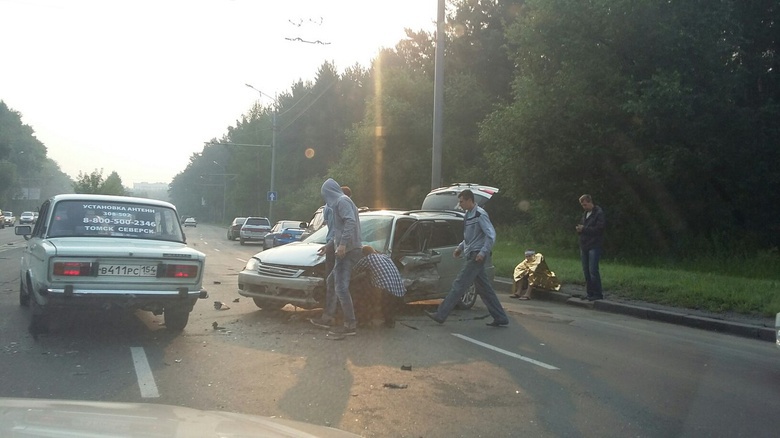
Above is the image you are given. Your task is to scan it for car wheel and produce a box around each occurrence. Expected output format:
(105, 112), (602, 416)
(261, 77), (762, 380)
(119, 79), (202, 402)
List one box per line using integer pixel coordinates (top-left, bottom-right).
(19, 278), (30, 307)
(455, 284), (477, 310)
(164, 306), (190, 331)
(239, 238), (245, 245)
(252, 297), (286, 310)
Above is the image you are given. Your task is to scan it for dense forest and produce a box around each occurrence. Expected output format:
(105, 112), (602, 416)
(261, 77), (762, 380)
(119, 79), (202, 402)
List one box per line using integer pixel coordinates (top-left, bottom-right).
(2, 0), (777, 258)
(171, 0), (778, 257)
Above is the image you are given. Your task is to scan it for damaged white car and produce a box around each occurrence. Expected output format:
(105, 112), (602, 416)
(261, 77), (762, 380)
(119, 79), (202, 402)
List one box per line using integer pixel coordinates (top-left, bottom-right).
(238, 209), (492, 313)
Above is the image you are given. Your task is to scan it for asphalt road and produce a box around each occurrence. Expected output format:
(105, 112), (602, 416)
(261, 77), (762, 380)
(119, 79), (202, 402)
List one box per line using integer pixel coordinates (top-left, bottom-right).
(0, 224), (778, 437)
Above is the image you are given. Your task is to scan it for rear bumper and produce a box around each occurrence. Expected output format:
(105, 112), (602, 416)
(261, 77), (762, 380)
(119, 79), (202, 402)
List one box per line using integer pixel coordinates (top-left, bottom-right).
(35, 287), (208, 311)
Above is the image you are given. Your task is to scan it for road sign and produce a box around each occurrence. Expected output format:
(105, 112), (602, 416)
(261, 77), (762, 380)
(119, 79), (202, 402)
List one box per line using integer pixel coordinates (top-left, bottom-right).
(267, 191), (277, 202)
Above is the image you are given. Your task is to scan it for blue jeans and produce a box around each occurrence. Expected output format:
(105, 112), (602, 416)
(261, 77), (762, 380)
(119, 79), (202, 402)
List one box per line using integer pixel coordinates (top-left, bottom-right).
(434, 252), (508, 324)
(580, 247), (603, 297)
(323, 248), (361, 329)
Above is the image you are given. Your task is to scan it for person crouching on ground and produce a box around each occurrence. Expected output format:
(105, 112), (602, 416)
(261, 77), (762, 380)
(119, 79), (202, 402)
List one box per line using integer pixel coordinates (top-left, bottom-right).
(352, 245), (406, 328)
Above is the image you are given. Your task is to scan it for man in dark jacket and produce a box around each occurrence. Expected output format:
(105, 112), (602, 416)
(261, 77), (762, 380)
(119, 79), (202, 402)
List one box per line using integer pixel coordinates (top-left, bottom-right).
(576, 194), (606, 300)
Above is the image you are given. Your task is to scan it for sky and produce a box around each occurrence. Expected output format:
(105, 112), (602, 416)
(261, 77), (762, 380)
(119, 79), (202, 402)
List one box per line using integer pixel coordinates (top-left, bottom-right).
(0, 0), (439, 185)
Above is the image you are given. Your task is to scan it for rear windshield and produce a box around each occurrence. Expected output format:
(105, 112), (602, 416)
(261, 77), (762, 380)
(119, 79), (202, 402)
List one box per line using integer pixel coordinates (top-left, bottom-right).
(245, 218), (270, 226)
(47, 200), (184, 241)
(421, 192), (491, 211)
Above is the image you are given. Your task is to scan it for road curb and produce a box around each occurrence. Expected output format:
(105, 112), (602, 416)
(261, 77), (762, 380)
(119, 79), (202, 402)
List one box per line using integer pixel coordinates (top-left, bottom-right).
(495, 277), (775, 343)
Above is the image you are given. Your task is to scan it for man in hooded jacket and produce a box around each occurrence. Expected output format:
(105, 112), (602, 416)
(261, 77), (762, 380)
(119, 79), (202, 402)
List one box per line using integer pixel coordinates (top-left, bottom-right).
(310, 178), (362, 336)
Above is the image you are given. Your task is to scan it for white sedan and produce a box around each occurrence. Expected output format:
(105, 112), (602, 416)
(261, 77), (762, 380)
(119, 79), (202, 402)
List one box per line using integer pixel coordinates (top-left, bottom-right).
(16, 194), (207, 334)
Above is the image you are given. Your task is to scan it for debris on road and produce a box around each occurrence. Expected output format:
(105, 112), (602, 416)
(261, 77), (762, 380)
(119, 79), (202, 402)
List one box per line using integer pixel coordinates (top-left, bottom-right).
(232, 298), (240, 302)
(401, 365), (412, 371)
(214, 301), (230, 310)
(383, 383), (408, 389)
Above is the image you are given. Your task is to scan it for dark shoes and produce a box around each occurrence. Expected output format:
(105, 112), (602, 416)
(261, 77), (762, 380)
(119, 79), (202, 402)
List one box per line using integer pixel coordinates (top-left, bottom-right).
(309, 317), (333, 329)
(486, 320), (509, 327)
(424, 310), (444, 324)
(328, 326), (356, 336)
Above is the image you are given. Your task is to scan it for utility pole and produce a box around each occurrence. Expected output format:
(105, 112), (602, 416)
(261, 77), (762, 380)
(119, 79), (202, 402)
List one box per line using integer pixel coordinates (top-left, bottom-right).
(431, 0), (445, 190)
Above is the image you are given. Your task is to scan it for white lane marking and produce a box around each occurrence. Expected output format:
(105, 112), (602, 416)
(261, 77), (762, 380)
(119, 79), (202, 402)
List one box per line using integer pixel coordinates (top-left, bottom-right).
(236, 258), (247, 263)
(452, 333), (560, 370)
(130, 347), (160, 398)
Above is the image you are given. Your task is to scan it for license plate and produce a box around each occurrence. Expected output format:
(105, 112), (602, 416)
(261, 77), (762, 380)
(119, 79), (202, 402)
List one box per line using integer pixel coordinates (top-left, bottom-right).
(98, 264), (157, 277)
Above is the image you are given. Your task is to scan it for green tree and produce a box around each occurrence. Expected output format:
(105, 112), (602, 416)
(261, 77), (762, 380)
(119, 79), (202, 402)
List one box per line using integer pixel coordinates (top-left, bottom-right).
(100, 171), (127, 195)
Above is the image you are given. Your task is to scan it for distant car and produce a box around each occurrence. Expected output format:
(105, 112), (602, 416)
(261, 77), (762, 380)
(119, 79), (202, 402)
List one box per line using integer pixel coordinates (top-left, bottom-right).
(183, 217), (197, 227)
(239, 217), (271, 245)
(263, 220), (307, 249)
(15, 194), (207, 333)
(299, 206), (325, 241)
(227, 216), (247, 241)
(19, 211), (35, 225)
(3, 211), (15, 226)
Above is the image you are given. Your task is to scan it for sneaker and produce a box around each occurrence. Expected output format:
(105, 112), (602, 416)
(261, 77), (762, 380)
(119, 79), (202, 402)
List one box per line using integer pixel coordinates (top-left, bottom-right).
(309, 317), (333, 329)
(328, 326), (356, 336)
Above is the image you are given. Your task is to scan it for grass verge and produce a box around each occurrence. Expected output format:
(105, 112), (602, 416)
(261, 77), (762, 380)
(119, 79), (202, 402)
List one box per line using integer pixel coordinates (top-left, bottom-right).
(492, 240), (780, 317)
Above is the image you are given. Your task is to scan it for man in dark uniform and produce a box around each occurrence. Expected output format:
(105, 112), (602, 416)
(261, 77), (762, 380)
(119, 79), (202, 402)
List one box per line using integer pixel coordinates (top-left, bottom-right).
(576, 194), (606, 300)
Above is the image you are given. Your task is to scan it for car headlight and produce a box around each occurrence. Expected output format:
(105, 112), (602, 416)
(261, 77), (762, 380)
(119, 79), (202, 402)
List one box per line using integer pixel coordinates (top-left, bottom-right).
(245, 258), (260, 271)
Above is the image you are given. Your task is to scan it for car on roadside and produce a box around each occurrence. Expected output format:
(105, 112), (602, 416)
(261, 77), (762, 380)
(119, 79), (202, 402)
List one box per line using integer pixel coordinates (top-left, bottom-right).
(227, 216), (247, 240)
(238, 209), (492, 314)
(299, 206), (325, 241)
(15, 194), (207, 333)
(183, 217), (197, 227)
(3, 210), (16, 227)
(239, 216), (271, 245)
(19, 211), (36, 225)
(263, 220), (307, 249)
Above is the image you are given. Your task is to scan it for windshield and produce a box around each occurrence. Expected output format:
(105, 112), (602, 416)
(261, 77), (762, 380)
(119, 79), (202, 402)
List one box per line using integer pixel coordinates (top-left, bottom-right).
(303, 215), (393, 252)
(47, 200), (184, 241)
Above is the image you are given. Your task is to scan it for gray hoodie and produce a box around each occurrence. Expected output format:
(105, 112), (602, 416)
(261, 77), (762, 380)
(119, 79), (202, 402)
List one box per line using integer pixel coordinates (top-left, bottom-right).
(321, 178), (361, 251)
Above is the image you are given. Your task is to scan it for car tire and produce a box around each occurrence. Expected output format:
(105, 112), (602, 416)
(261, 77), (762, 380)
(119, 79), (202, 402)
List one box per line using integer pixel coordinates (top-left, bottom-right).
(455, 284), (478, 310)
(164, 306), (190, 331)
(239, 238), (245, 245)
(19, 278), (30, 307)
(252, 297), (286, 310)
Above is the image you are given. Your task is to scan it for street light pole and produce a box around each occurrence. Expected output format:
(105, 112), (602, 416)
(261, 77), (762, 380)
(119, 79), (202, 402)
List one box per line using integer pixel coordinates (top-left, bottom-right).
(213, 161), (227, 223)
(245, 83), (277, 223)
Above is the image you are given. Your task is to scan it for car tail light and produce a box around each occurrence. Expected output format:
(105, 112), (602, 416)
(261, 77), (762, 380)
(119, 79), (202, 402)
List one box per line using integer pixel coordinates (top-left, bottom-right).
(280, 233), (292, 239)
(161, 264), (199, 278)
(53, 262), (93, 276)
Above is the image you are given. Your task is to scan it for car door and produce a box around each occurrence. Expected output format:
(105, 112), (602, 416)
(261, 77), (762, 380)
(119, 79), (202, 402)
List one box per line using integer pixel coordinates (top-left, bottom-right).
(22, 200), (52, 299)
(390, 218), (445, 302)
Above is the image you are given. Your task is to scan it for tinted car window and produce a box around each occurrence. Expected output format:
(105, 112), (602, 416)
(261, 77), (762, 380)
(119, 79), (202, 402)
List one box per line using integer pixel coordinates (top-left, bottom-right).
(429, 220), (462, 248)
